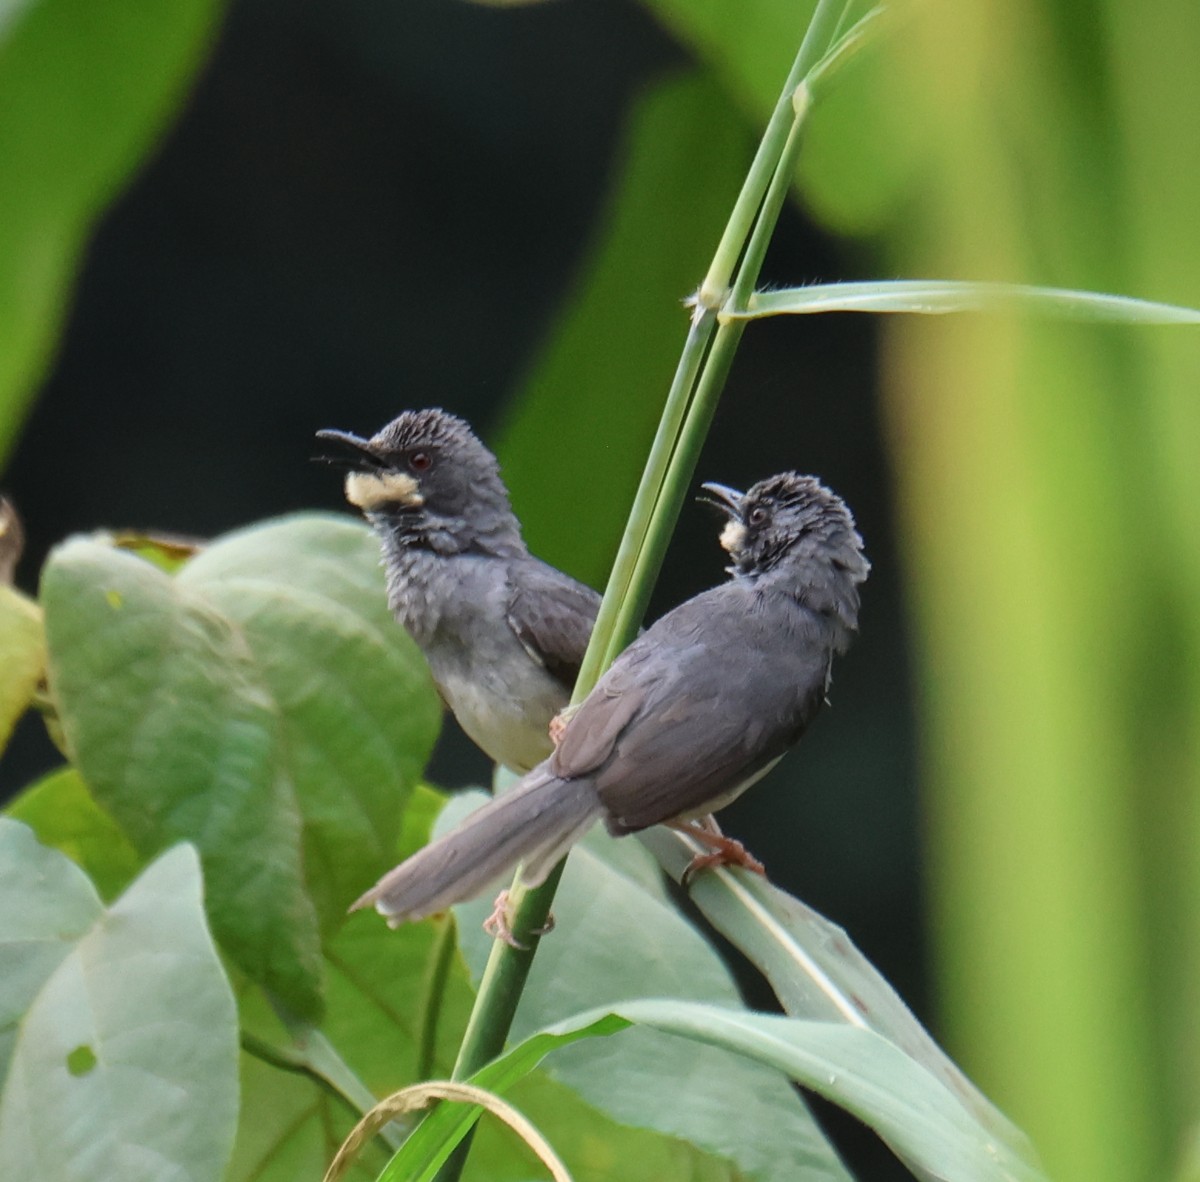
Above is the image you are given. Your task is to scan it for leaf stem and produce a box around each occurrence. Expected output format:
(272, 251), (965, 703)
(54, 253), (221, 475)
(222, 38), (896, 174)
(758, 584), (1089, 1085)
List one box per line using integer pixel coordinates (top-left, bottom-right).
(415, 913), (460, 1081)
(242, 1030), (407, 1151)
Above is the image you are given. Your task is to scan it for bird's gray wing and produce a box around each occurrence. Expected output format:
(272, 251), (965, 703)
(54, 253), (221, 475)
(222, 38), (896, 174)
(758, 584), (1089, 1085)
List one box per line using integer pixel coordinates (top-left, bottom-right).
(505, 559), (602, 694)
(561, 590), (837, 833)
(547, 639), (659, 778)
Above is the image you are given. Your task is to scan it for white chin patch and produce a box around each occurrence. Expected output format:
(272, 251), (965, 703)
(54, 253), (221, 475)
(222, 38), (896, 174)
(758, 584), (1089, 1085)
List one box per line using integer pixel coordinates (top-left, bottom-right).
(344, 470), (423, 510)
(719, 519), (747, 553)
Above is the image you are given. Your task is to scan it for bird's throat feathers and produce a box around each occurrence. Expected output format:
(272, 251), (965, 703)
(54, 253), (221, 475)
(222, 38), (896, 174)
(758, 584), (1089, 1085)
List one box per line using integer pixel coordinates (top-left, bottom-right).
(719, 519), (747, 554)
(344, 469), (424, 510)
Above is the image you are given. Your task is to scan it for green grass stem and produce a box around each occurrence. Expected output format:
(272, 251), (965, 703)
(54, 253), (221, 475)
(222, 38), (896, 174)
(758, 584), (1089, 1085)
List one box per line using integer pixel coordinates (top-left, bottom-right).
(425, 6), (842, 1177)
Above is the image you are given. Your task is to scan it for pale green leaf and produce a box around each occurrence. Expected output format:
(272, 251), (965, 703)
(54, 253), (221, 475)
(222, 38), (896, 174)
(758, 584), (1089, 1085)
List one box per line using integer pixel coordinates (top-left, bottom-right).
(727, 280), (1200, 323)
(639, 825), (1022, 1149)
(382, 1001), (1048, 1182)
(0, 823), (239, 1182)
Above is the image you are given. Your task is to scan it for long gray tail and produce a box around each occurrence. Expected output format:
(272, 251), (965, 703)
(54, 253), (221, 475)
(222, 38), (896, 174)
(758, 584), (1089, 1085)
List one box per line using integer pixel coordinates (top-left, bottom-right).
(351, 769), (601, 925)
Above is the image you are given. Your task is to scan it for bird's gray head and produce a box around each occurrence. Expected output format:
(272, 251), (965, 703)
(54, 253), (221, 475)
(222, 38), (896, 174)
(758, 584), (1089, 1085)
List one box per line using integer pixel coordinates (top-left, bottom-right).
(316, 408), (525, 556)
(701, 472), (869, 636)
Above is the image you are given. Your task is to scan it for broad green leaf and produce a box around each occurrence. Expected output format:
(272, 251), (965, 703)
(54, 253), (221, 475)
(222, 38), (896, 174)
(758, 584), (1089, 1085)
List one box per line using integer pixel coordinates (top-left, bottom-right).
(42, 535), (322, 1018)
(178, 514), (442, 930)
(384, 1002), (1048, 1182)
(727, 280), (1200, 324)
(40, 514), (440, 1019)
(0, 584), (42, 751)
(639, 825), (1024, 1148)
(445, 792), (851, 1182)
(0, 823), (239, 1182)
(0, 817), (100, 1081)
(5, 766), (141, 900)
(496, 70), (751, 588)
(0, 0), (226, 461)
(559, 1003), (1049, 1182)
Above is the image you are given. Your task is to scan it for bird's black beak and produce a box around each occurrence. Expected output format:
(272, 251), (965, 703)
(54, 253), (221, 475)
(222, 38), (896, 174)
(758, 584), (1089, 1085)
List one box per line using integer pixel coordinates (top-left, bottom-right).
(313, 428), (384, 471)
(698, 481), (745, 520)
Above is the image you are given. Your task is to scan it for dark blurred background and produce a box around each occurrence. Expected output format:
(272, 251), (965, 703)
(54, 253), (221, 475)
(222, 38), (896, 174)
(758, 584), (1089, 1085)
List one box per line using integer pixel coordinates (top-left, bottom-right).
(1, 0), (913, 1169)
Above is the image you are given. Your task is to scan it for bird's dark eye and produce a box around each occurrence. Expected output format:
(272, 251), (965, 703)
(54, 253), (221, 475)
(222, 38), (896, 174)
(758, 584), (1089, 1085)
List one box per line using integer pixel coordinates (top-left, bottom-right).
(747, 506), (768, 526)
(408, 451), (433, 472)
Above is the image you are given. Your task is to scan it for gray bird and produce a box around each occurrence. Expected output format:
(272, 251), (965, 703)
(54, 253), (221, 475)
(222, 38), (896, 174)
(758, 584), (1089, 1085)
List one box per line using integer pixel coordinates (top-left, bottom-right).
(353, 471), (870, 926)
(316, 409), (601, 773)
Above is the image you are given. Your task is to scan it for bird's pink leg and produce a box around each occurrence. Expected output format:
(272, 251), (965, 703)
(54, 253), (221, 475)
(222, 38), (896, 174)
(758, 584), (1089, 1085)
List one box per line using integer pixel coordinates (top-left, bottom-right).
(672, 817), (767, 884)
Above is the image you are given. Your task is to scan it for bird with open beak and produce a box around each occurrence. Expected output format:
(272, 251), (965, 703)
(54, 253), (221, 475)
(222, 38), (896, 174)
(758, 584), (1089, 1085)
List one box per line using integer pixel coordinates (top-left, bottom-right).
(316, 408), (601, 775)
(351, 471), (869, 933)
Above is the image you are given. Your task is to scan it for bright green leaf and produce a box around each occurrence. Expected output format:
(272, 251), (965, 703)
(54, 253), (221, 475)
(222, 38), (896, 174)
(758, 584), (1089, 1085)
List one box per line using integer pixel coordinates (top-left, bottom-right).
(384, 1000), (1048, 1182)
(0, 823), (239, 1182)
(5, 766), (141, 900)
(555, 1002), (1049, 1182)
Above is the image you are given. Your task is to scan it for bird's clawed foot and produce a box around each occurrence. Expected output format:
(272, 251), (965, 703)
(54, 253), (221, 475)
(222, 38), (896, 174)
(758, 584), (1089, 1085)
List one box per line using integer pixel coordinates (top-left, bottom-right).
(482, 889), (556, 950)
(548, 704), (580, 747)
(673, 818), (767, 885)
(483, 889), (524, 948)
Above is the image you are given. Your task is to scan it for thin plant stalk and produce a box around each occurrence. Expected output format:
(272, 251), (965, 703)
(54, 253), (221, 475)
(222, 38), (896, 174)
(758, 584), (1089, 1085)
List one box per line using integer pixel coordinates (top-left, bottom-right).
(610, 93), (814, 647)
(447, 0), (830, 1095)
(415, 914), (460, 1082)
(425, 4), (847, 1178)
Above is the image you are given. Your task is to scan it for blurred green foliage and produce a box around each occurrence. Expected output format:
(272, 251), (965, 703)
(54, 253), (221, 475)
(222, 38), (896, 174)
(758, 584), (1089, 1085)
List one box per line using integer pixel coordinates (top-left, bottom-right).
(872, 7), (1200, 1182)
(0, 0), (225, 464)
(496, 71), (750, 589)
